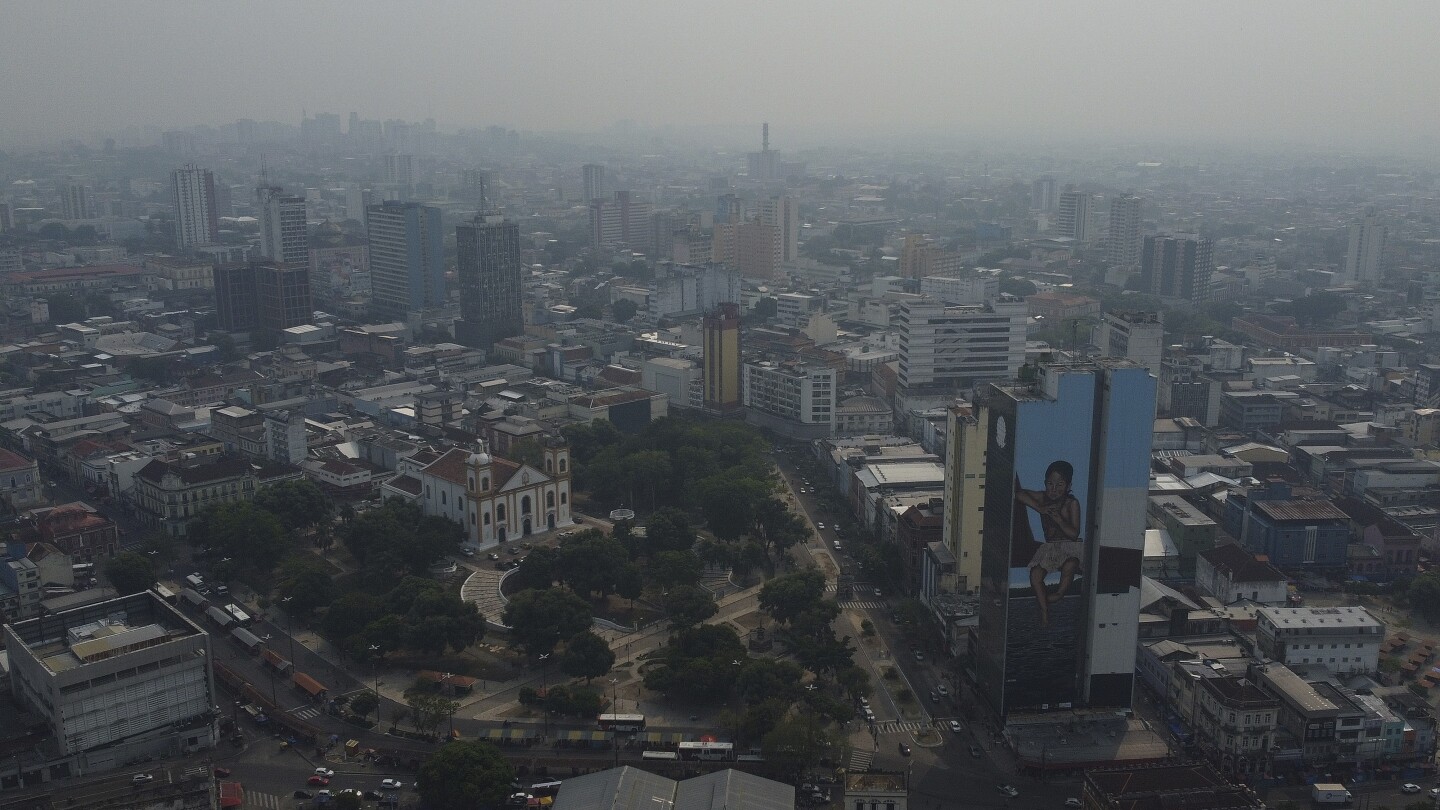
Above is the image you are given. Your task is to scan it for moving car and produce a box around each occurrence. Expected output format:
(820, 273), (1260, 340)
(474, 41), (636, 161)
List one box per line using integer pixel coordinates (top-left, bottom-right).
(308, 776), (330, 786)
(996, 784), (1019, 798)
(816, 522), (825, 530)
(948, 720), (963, 733)
(874, 587), (883, 597)
(1402, 784), (1422, 794)
(833, 541), (842, 551)
(212, 767), (231, 778)
(131, 774), (154, 785)
(381, 779), (405, 790)
(1064, 799), (1082, 808)
(293, 791), (313, 800)
(913, 651), (925, 661)
(898, 743), (911, 756)
(936, 684), (949, 696)
(314, 768), (335, 778)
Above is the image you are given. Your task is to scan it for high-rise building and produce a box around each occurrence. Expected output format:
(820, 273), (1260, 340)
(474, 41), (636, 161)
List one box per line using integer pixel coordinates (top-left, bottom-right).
(214, 260), (312, 333)
(366, 200), (445, 317)
(588, 191), (652, 250)
(1055, 189), (1092, 242)
(735, 219), (780, 279)
(455, 214), (524, 350)
(897, 297), (1028, 393)
(702, 302), (741, 411)
(582, 163), (605, 202)
(1105, 194), (1143, 269)
(942, 403), (986, 593)
(170, 163), (219, 249)
(384, 153), (414, 194)
(1095, 311), (1164, 376)
(60, 181), (93, 220)
(976, 360), (1155, 718)
(743, 360), (836, 439)
(1140, 234), (1213, 303)
(256, 186), (309, 266)
(3, 590), (219, 759)
(1344, 208), (1386, 285)
(746, 123), (780, 180)
(756, 194), (799, 264)
(461, 169), (489, 210)
(1031, 176), (1057, 212)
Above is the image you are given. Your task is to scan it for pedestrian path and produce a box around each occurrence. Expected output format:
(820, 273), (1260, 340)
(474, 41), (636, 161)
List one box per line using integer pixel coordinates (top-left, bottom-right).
(245, 790), (286, 809)
(839, 600), (886, 611)
(873, 719), (936, 734)
(699, 566), (733, 597)
(460, 567), (509, 628)
(291, 705), (322, 720)
(824, 582), (838, 593)
(847, 748), (874, 772)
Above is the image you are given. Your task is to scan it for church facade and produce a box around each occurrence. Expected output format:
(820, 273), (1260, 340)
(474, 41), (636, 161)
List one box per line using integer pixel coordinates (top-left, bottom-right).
(409, 440), (572, 548)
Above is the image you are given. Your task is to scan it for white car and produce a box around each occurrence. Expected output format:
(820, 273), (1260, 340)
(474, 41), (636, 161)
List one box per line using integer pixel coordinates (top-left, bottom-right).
(816, 522), (825, 530)
(131, 774), (154, 784)
(381, 779), (405, 790)
(948, 720), (963, 733)
(314, 767), (335, 778)
(1401, 783), (1421, 794)
(937, 684), (949, 696)
(1064, 799), (1082, 808)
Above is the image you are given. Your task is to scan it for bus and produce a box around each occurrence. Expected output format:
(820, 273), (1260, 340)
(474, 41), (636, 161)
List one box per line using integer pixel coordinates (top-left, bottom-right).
(677, 741), (733, 761)
(641, 750), (678, 761)
(597, 714), (646, 732)
(529, 782), (563, 799)
(223, 604), (252, 627)
(230, 627), (263, 654)
(72, 563), (95, 579)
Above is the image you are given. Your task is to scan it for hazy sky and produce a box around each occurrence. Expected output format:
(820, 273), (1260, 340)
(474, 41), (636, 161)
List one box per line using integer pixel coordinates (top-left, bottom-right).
(4, 1), (1438, 150)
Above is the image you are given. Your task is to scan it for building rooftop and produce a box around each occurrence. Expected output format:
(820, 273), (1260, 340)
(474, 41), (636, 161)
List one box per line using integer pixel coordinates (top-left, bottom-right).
(1258, 606), (1382, 629)
(844, 771), (907, 792)
(1252, 499), (1348, 523)
(1199, 543), (1286, 584)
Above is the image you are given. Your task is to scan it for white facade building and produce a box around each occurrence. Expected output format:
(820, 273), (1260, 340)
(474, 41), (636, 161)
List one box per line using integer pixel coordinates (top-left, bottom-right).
(258, 187), (309, 266)
(897, 296), (1028, 392)
(919, 274), (998, 305)
(1256, 606), (1384, 675)
(170, 163), (218, 249)
(743, 360), (836, 437)
(412, 442), (572, 548)
(1344, 209), (1386, 286)
(1096, 311), (1164, 376)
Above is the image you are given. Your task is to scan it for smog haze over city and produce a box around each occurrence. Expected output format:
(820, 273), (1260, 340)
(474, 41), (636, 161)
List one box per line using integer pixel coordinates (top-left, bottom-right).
(3, 1), (1439, 152)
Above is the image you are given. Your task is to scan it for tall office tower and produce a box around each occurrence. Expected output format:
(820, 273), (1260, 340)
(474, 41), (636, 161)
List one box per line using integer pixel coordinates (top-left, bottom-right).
(461, 169), (490, 210)
(942, 402), (986, 593)
(3, 590), (219, 758)
(366, 200), (445, 318)
(59, 181), (93, 220)
(897, 297), (1029, 393)
(976, 360), (1155, 718)
(715, 193), (743, 224)
(1095, 311), (1164, 377)
(757, 194), (799, 264)
(345, 187), (373, 225)
(1055, 188), (1092, 241)
(1031, 176), (1057, 212)
(735, 219), (780, 279)
(170, 163), (219, 249)
(0, 202), (13, 232)
(1140, 234), (1213, 303)
(702, 302), (742, 412)
(1105, 194), (1143, 268)
(214, 260), (312, 332)
(582, 163), (605, 202)
(746, 122), (779, 180)
(256, 186), (309, 265)
(455, 214), (524, 350)
(384, 154), (414, 194)
(1344, 208), (1387, 285)
(588, 191), (652, 250)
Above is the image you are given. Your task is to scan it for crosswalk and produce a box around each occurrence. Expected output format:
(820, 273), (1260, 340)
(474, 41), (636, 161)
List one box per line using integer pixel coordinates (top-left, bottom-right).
(847, 748), (874, 772)
(291, 706), (321, 720)
(873, 719), (937, 734)
(824, 582), (838, 593)
(839, 600), (886, 610)
(245, 790), (286, 809)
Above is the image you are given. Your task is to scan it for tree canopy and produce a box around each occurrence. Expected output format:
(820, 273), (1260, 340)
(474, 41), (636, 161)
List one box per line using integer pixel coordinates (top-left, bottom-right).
(642, 625), (747, 704)
(103, 552), (155, 596)
(190, 502), (290, 574)
(559, 630), (616, 683)
(416, 741), (515, 810)
(501, 588), (593, 656)
(254, 479), (333, 532)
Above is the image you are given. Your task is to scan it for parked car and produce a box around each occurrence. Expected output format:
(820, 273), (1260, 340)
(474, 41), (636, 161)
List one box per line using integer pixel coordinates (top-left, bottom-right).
(314, 768), (335, 778)
(488, 552), (500, 560)
(364, 790), (384, 800)
(936, 684), (949, 696)
(1064, 799), (1083, 808)
(1401, 783), (1422, 794)
(293, 790), (313, 800)
(816, 522), (825, 530)
(913, 651), (925, 661)
(212, 767), (231, 778)
(996, 784), (1019, 798)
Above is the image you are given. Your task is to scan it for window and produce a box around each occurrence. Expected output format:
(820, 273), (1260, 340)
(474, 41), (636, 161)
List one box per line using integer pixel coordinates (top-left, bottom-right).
(559, 458), (567, 473)
(497, 504), (506, 521)
(484, 513), (491, 525)
(482, 476), (489, 490)
(441, 491), (447, 505)
(560, 492), (567, 505)
(521, 495), (531, 515)
(546, 491), (555, 508)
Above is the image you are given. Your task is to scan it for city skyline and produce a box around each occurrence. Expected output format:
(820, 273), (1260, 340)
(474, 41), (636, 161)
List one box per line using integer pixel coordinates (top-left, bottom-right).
(2, 2), (1439, 154)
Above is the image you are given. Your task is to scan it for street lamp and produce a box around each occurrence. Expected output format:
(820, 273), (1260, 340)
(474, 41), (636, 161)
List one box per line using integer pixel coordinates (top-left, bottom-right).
(538, 654), (551, 740)
(280, 596), (297, 667)
(610, 677), (621, 768)
(369, 644), (382, 715)
(442, 672), (456, 739)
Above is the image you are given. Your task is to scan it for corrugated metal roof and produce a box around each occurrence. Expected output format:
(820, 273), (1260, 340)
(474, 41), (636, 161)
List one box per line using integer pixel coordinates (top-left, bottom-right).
(1253, 499), (1348, 522)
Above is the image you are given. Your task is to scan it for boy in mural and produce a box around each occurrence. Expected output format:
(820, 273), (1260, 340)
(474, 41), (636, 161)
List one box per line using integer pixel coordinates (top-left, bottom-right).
(1015, 459), (1083, 627)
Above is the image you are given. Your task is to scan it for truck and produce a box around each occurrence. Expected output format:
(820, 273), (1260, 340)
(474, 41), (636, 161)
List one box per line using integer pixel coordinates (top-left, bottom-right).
(1311, 784), (1351, 805)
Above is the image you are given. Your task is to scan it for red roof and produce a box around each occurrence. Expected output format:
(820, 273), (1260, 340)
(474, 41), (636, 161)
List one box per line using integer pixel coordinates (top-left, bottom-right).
(219, 781), (244, 808)
(292, 672), (328, 696)
(4, 264), (144, 283)
(0, 448), (35, 473)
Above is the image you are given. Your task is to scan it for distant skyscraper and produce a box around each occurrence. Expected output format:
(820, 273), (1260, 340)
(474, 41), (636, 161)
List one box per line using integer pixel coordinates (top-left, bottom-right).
(1095, 311), (1163, 377)
(746, 123), (780, 180)
(257, 186), (309, 266)
(366, 201), (445, 318)
(455, 214), (524, 350)
(1031, 177), (1057, 212)
(170, 163), (219, 249)
(462, 169), (490, 211)
(1105, 194), (1143, 268)
(1344, 208), (1386, 285)
(384, 154), (414, 195)
(703, 302), (742, 411)
(735, 219), (780, 279)
(588, 191), (652, 250)
(214, 260), (312, 333)
(1055, 188), (1092, 242)
(977, 360), (1154, 718)
(1141, 234), (1213, 304)
(757, 194), (799, 264)
(59, 181), (93, 220)
(582, 164), (605, 203)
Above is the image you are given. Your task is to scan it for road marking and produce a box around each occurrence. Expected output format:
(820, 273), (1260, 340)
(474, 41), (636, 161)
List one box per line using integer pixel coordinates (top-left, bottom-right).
(291, 706), (321, 720)
(245, 790), (283, 809)
(873, 719), (940, 734)
(839, 600), (886, 610)
(848, 748), (874, 772)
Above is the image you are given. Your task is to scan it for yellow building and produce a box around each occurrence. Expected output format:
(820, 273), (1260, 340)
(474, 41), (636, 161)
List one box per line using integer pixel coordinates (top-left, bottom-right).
(942, 403), (986, 592)
(703, 302), (741, 411)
